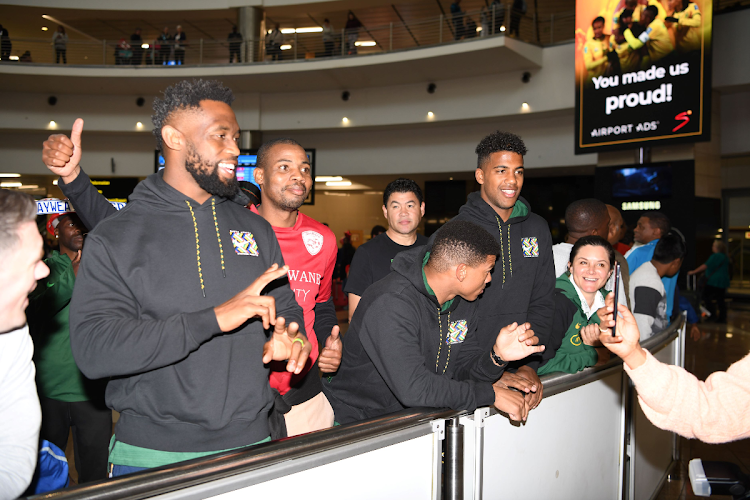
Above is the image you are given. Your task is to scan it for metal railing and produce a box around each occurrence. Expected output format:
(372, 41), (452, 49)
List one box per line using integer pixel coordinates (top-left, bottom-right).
(26, 315), (685, 500)
(0, 7), (571, 68)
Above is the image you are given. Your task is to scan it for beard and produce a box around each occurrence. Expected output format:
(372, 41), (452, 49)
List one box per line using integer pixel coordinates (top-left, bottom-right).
(184, 144), (239, 199)
(272, 183), (308, 211)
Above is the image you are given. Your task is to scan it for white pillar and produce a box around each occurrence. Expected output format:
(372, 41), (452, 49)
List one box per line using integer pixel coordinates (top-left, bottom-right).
(239, 6), (263, 63)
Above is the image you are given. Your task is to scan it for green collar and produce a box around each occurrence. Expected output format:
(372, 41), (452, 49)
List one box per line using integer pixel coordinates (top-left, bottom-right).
(422, 252), (454, 312)
(509, 199), (529, 219)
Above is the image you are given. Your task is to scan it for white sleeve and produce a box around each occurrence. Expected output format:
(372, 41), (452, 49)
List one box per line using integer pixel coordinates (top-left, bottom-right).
(0, 325), (41, 499)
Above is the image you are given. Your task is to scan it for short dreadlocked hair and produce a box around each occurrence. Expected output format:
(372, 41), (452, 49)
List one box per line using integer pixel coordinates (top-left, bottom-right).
(429, 220), (501, 272)
(475, 131), (527, 169)
(151, 79), (235, 152)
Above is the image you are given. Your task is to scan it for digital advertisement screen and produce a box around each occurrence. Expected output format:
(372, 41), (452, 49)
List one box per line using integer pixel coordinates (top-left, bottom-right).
(612, 165), (672, 198)
(574, 0), (713, 154)
(154, 149), (316, 204)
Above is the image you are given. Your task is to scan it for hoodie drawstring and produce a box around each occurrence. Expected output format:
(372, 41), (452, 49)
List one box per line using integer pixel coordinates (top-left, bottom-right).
(435, 309), (452, 374)
(495, 216), (513, 287)
(211, 198), (226, 278)
(186, 198), (227, 298)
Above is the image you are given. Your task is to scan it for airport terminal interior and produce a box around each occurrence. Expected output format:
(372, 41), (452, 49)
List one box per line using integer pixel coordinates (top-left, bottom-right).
(1, 0), (750, 497)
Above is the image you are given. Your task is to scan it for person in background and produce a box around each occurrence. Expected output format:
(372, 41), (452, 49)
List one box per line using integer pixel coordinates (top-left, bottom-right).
(267, 23), (284, 61)
(156, 27), (171, 65)
(538, 236), (613, 375)
(130, 28), (143, 65)
(52, 26), (68, 64)
(552, 198), (610, 278)
(606, 204), (631, 308)
(324, 220), (545, 424)
(345, 178), (427, 322)
(27, 212), (111, 483)
(688, 240), (731, 324)
(0, 189), (49, 497)
(322, 19), (334, 57)
(336, 231), (356, 284)
(510, 0), (527, 37)
(666, 0), (702, 53)
(584, 17), (612, 81)
(629, 232), (685, 340)
(228, 26), (242, 63)
(370, 225), (386, 238)
(115, 37), (132, 65)
(344, 12), (362, 55)
(599, 304), (750, 444)
(251, 138), (341, 437)
(623, 5), (673, 66)
(19, 50), (32, 62)
(450, 0), (465, 40)
(173, 25), (187, 65)
(0, 24), (11, 61)
(626, 212), (679, 318)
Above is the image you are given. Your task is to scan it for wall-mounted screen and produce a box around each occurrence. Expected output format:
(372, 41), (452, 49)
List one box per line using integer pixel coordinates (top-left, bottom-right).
(612, 165), (672, 198)
(154, 149), (316, 205)
(574, 0), (713, 153)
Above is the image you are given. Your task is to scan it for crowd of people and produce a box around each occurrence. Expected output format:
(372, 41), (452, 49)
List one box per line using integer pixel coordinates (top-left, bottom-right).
(0, 78), (746, 496)
(581, 0), (705, 82)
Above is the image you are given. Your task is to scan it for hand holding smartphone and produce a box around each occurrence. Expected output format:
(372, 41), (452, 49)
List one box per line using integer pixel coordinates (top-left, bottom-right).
(611, 262), (620, 337)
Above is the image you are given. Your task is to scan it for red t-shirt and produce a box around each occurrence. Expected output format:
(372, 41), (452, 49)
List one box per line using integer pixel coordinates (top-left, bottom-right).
(615, 242), (631, 256)
(251, 206), (337, 395)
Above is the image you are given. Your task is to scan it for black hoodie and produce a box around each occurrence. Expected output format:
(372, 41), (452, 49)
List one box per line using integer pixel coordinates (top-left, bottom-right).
(322, 245), (504, 424)
(451, 192), (555, 369)
(68, 170), (304, 453)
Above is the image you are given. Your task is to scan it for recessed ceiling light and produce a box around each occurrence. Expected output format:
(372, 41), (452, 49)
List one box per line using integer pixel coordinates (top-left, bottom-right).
(41, 26), (48, 31)
(295, 27), (323, 33)
(141, 43), (149, 49)
(48, 121), (58, 129)
(427, 111), (434, 118)
(326, 180), (352, 187)
(315, 176), (343, 182)
(280, 28), (296, 34)
(342, 117), (349, 124)
(0, 173), (21, 178)
(0, 182), (22, 188)
(521, 102), (530, 110)
(18, 185), (39, 190)
(354, 41), (376, 47)
(280, 44), (292, 50)
(136, 122), (143, 129)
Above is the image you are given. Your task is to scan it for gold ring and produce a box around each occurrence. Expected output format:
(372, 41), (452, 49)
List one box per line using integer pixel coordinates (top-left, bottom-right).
(599, 327), (610, 333)
(292, 338), (305, 347)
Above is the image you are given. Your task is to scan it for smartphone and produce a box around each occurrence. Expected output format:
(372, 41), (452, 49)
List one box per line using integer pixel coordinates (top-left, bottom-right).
(611, 262), (620, 337)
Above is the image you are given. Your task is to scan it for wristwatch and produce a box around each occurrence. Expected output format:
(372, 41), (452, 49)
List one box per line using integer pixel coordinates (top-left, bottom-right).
(490, 348), (508, 368)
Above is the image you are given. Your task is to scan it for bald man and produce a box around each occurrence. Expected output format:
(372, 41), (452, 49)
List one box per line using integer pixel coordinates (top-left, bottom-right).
(552, 199), (610, 277)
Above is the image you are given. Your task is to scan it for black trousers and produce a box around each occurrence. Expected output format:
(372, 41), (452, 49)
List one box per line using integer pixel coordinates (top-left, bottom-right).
(704, 285), (727, 323)
(229, 46), (241, 63)
(55, 48), (66, 64)
(39, 397), (112, 483)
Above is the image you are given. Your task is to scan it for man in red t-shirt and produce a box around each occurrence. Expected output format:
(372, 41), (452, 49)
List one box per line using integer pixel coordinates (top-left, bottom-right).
(252, 138), (341, 436)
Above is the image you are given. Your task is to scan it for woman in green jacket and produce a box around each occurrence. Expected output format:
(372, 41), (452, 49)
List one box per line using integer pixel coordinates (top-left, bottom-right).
(688, 240), (730, 323)
(538, 235), (614, 375)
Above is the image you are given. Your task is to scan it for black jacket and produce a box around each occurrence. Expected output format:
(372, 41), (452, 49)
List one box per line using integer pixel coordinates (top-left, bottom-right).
(67, 170), (304, 453)
(323, 245), (504, 424)
(451, 192), (555, 370)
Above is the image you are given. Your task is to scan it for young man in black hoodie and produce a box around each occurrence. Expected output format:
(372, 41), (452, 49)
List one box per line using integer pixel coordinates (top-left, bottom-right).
(450, 131), (556, 411)
(41, 80), (311, 476)
(323, 220), (545, 424)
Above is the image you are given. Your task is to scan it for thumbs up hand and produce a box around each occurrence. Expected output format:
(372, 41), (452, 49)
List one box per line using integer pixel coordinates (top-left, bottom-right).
(42, 118), (84, 184)
(318, 326), (342, 373)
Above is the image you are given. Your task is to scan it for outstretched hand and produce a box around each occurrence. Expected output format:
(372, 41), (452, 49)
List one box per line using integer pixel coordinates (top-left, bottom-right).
(214, 263), (288, 332)
(42, 118), (84, 184)
(493, 322), (545, 363)
(598, 303), (647, 370)
(318, 326), (342, 373)
(262, 317), (312, 374)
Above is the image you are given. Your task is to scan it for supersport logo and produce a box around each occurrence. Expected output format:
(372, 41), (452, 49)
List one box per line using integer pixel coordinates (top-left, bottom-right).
(672, 110), (692, 132)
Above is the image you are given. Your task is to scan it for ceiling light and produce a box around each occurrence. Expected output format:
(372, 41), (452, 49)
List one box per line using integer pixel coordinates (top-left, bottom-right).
(718, 228), (723, 232)
(500, 26), (506, 32)
(354, 41), (376, 47)
(141, 43), (149, 49)
(295, 27), (323, 33)
(326, 181), (352, 187)
(427, 111), (434, 119)
(52, 179), (58, 185)
(280, 44), (292, 50)
(280, 28), (296, 34)
(18, 185), (39, 190)
(315, 176), (343, 183)
(0, 173), (21, 178)
(0, 182), (22, 188)
(476, 27), (482, 32)
(41, 26), (48, 31)
(521, 102), (530, 111)
(342, 117), (349, 124)
(8, 55), (19, 61)
(136, 122), (143, 129)
(48, 121), (58, 129)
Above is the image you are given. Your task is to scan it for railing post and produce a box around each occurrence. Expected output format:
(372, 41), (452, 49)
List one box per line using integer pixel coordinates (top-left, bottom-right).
(439, 14), (443, 43)
(341, 28), (346, 56)
(294, 31), (298, 60)
(199, 38), (203, 64)
(444, 417), (464, 500)
(551, 14), (554, 43)
(389, 22), (393, 51)
(102, 39), (106, 65)
(491, 5), (496, 34)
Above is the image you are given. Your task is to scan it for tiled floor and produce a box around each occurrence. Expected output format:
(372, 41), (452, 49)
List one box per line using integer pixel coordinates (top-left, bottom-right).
(654, 304), (750, 500)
